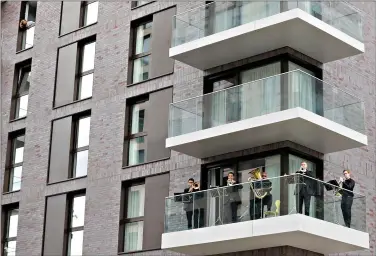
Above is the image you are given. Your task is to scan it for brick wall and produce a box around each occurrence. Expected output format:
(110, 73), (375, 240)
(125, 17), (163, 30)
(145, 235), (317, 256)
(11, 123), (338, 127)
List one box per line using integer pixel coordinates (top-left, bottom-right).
(1, 1), (375, 256)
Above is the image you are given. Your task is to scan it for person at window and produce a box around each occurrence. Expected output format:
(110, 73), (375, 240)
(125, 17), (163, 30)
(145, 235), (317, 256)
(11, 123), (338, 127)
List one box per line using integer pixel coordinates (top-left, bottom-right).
(19, 19), (35, 30)
(224, 172), (242, 223)
(261, 171), (273, 216)
(183, 178), (201, 229)
(295, 162), (315, 216)
(339, 170), (355, 228)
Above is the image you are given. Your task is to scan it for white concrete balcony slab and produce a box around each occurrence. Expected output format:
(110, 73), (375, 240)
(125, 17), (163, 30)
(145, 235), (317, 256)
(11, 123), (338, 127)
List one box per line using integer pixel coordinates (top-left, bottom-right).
(170, 2), (364, 70)
(167, 71), (367, 158)
(162, 214), (369, 255)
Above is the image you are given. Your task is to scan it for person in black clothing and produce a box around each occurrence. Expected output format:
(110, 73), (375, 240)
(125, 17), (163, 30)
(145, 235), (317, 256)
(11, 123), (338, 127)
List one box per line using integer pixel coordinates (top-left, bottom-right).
(183, 178), (201, 229)
(340, 170), (355, 228)
(295, 162), (315, 216)
(224, 172), (242, 223)
(261, 171), (272, 216)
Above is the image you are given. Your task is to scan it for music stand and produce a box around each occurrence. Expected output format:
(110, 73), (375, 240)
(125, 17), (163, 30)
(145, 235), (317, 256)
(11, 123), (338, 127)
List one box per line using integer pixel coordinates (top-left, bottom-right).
(285, 174), (306, 214)
(209, 186), (226, 225)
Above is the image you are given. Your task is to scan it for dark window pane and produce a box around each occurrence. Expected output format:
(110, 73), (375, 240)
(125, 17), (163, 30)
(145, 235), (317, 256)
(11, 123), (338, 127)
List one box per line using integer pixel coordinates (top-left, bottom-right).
(81, 42), (96, 72)
(130, 104), (145, 134)
(128, 136), (146, 165)
(83, 2), (98, 26)
(12, 135), (25, 164)
(71, 195), (86, 228)
(25, 1), (37, 22)
(74, 150), (88, 177)
(67, 230), (83, 256)
(18, 70), (31, 95)
(77, 117), (91, 148)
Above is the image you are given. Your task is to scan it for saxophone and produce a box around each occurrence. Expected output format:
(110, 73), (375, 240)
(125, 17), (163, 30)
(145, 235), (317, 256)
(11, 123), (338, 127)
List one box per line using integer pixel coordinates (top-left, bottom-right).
(248, 168), (267, 199)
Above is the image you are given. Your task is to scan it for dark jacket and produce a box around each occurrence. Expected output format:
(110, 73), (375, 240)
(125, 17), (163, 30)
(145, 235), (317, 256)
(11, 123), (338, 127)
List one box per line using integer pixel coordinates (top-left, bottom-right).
(295, 170), (315, 196)
(183, 187), (203, 211)
(250, 179), (272, 200)
(224, 182), (243, 204)
(341, 179), (355, 197)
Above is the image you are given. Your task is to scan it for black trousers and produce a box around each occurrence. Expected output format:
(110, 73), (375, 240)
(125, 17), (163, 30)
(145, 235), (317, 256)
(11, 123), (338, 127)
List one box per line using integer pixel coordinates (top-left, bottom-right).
(341, 196), (353, 228)
(224, 202), (238, 223)
(262, 194), (273, 212)
(296, 192), (311, 215)
(186, 209), (204, 229)
(249, 199), (262, 220)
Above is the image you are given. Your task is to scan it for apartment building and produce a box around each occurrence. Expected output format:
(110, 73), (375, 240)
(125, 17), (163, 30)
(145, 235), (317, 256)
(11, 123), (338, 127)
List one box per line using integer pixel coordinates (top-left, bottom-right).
(0, 1), (374, 256)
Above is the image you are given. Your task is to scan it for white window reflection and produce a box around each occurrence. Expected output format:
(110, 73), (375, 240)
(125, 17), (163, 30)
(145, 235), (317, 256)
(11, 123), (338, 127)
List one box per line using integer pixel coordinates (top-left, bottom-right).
(82, 42), (96, 73)
(11, 166), (22, 192)
(13, 137), (24, 164)
(16, 95), (29, 118)
(7, 210), (19, 238)
(4, 241), (16, 256)
(79, 73), (93, 100)
(77, 117), (91, 148)
(68, 230), (84, 256)
(71, 196), (86, 227)
(74, 150), (88, 177)
(84, 2), (99, 26)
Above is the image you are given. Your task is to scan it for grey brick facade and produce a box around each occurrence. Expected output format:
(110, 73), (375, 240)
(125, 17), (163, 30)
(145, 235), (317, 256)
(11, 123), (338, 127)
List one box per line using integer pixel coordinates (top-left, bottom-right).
(1, 1), (375, 256)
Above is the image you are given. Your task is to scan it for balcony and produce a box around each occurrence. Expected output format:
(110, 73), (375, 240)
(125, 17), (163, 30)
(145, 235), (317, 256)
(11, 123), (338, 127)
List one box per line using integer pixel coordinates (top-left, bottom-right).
(162, 173), (369, 255)
(167, 70), (367, 158)
(170, 1), (364, 70)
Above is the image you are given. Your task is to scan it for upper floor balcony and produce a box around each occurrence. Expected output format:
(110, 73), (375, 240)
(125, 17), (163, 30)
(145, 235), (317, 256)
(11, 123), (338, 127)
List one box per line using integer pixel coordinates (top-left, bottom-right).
(170, 1), (364, 70)
(162, 173), (369, 255)
(166, 70), (367, 158)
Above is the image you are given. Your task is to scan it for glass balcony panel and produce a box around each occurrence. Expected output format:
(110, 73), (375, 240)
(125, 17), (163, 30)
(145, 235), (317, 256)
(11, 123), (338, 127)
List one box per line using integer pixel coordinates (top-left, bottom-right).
(164, 172), (366, 233)
(172, 1), (363, 47)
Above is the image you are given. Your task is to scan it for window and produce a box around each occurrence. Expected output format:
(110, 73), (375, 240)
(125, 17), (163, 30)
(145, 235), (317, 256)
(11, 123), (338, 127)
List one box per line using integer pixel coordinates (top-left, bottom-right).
(131, 21), (152, 83)
(71, 116), (91, 178)
(12, 64), (31, 119)
(18, 1), (37, 50)
(76, 41), (96, 100)
(81, 1), (99, 27)
(131, 1), (152, 8)
(4, 133), (25, 192)
(126, 100), (147, 166)
(2, 208), (19, 256)
(66, 194), (86, 256)
(121, 184), (145, 252)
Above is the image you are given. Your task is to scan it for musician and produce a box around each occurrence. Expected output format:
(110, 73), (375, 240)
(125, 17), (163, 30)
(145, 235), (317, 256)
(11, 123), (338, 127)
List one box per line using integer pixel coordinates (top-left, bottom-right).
(261, 171), (273, 215)
(295, 162), (315, 216)
(224, 172), (242, 223)
(340, 170), (355, 228)
(183, 178), (201, 229)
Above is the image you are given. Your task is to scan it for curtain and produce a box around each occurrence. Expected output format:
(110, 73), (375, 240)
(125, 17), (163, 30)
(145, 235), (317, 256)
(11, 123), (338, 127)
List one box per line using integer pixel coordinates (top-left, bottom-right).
(288, 62), (316, 113)
(124, 221), (144, 252)
(127, 185), (145, 218)
(288, 155), (316, 216)
(240, 1), (280, 24)
(240, 62), (281, 119)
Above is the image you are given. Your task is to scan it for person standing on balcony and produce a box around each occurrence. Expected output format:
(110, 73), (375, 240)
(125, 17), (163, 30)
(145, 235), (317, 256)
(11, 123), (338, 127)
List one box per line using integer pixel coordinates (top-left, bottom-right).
(183, 178), (201, 229)
(224, 172), (242, 223)
(340, 170), (355, 228)
(261, 171), (273, 216)
(295, 162), (315, 216)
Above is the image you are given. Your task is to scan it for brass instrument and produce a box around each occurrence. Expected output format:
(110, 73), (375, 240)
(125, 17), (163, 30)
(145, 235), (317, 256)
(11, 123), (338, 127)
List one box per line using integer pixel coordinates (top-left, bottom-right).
(248, 168), (267, 199)
(193, 182), (200, 189)
(335, 178), (343, 197)
(227, 179), (235, 186)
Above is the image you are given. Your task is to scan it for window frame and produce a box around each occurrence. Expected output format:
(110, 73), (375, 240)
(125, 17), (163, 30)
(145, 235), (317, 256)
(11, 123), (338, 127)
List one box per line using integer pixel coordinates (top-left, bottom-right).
(79, 1), (99, 28)
(17, 1), (37, 51)
(4, 131), (25, 193)
(119, 180), (146, 253)
(2, 206), (19, 256)
(129, 18), (153, 84)
(131, 1), (154, 9)
(11, 61), (32, 120)
(74, 39), (96, 101)
(64, 192), (86, 256)
(124, 96), (149, 166)
(69, 114), (91, 178)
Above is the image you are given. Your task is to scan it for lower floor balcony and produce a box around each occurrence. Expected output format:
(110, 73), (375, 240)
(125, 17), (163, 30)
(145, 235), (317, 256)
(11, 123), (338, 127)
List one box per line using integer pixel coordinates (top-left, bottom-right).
(162, 173), (369, 255)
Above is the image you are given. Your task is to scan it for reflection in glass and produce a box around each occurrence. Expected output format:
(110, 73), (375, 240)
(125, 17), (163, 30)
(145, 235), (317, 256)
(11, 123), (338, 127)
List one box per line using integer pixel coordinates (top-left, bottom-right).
(82, 42), (96, 72)
(124, 221), (143, 252)
(135, 22), (152, 55)
(68, 230), (84, 256)
(84, 2), (99, 26)
(4, 241), (16, 256)
(128, 137), (146, 165)
(7, 210), (19, 238)
(78, 73), (93, 100)
(13, 136), (25, 164)
(127, 185), (145, 218)
(77, 117), (91, 148)
(74, 150), (88, 177)
(130, 104), (145, 134)
(10, 166), (22, 192)
(71, 196), (86, 228)
(132, 56), (150, 83)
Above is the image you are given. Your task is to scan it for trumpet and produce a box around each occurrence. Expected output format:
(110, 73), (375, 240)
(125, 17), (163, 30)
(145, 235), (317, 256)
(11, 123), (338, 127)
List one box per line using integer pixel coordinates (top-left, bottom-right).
(227, 179), (235, 186)
(193, 182), (200, 189)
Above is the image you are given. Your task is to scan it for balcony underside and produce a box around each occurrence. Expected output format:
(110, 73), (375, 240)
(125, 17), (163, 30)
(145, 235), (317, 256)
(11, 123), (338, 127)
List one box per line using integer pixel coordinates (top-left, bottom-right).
(162, 214), (369, 255)
(170, 9), (364, 70)
(166, 108), (367, 158)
